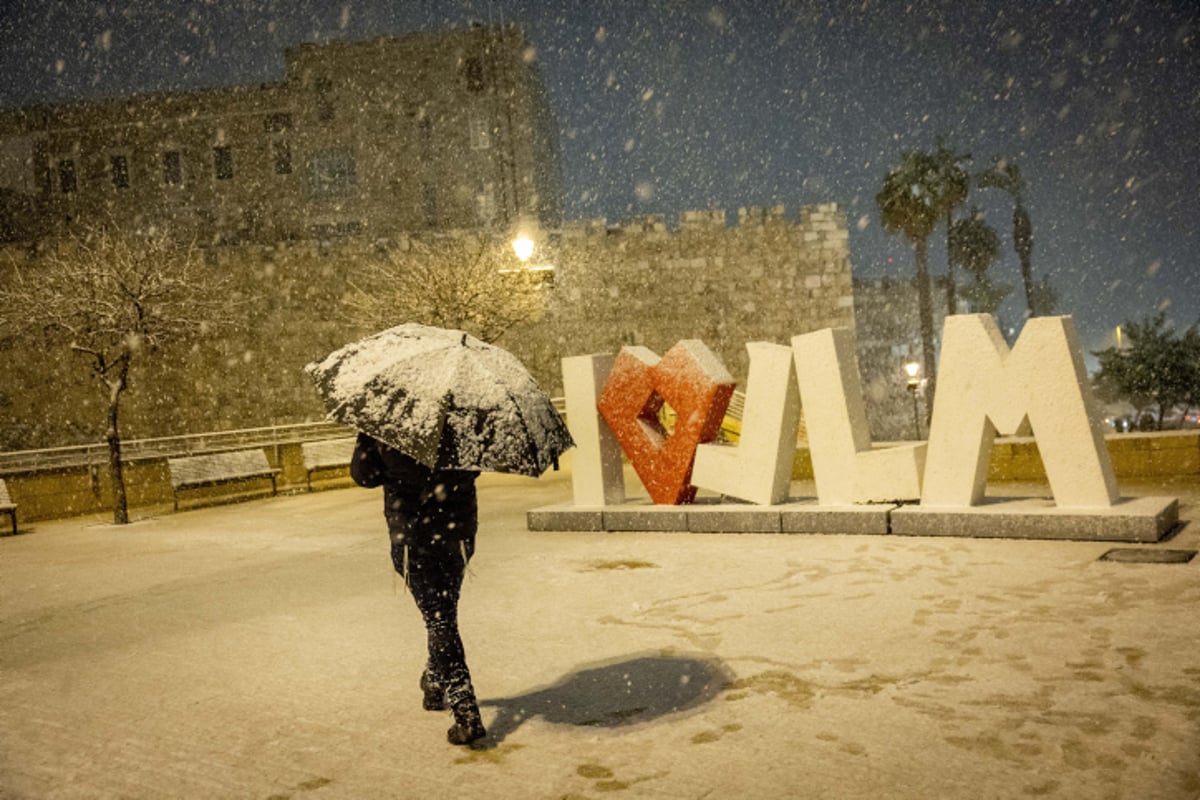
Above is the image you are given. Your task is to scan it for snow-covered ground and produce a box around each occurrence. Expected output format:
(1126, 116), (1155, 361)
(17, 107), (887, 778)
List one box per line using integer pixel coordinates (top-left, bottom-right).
(1, 462), (1197, 799)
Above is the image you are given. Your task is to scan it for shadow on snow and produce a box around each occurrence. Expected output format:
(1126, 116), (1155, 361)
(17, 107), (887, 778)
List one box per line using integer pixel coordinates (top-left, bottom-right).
(477, 652), (734, 747)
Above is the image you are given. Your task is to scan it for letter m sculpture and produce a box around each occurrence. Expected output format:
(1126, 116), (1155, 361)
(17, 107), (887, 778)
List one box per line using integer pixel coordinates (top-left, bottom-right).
(922, 314), (1119, 509)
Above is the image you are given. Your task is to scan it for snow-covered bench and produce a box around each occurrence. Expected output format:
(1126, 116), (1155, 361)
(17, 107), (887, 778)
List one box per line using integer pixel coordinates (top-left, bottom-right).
(167, 449), (279, 511)
(300, 437), (356, 490)
(0, 478), (17, 535)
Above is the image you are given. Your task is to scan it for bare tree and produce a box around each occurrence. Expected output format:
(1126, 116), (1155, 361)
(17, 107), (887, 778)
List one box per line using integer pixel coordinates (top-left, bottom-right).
(343, 234), (548, 343)
(0, 225), (234, 524)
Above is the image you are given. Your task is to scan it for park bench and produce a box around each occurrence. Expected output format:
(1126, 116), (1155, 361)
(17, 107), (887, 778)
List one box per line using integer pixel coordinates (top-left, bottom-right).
(300, 437), (356, 490)
(167, 449), (280, 511)
(0, 477), (17, 535)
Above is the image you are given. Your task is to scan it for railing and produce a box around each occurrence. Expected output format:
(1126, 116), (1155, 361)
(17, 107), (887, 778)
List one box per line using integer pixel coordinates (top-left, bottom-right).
(727, 390), (745, 420)
(0, 392), (745, 474)
(0, 420), (349, 474)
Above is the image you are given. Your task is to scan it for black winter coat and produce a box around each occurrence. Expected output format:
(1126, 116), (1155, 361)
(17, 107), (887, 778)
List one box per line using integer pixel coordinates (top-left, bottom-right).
(350, 432), (478, 547)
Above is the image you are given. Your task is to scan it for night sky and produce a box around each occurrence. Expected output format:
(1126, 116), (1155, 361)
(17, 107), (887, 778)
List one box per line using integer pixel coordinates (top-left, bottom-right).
(1, 0), (1196, 360)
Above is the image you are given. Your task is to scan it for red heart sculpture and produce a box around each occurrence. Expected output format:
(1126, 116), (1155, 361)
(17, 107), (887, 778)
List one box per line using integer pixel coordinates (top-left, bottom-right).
(597, 340), (735, 504)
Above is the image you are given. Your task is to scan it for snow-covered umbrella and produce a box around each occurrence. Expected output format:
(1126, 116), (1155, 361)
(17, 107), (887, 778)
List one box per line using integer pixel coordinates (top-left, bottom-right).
(305, 323), (573, 477)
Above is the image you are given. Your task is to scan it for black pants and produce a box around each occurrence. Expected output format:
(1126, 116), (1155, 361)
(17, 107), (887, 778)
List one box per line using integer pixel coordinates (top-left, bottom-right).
(391, 534), (477, 709)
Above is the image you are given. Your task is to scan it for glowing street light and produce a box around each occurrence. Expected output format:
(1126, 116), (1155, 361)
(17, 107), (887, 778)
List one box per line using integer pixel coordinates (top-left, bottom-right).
(512, 234), (535, 262)
(904, 361), (923, 440)
(512, 214), (540, 262)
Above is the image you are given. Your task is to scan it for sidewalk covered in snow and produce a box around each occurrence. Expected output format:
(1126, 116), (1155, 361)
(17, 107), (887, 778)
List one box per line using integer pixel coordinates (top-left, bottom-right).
(2, 463), (1198, 799)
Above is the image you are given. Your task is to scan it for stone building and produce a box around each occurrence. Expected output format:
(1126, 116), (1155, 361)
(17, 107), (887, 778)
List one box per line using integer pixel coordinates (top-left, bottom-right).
(0, 24), (561, 243)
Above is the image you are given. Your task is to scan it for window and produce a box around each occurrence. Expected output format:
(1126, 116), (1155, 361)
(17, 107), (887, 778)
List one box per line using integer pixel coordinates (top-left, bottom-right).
(162, 150), (182, 185)
(422, 182), (438, 227)
(308, 149), (356, 196)
(272, 140), (292, 175)
(213, 145), (234, 180)
(263, 112), (293, 133)
(314, 77), (335, 123)
(475, 181), (496, 224)
(419, 117), (433, 160)
(57, 159), (76, 193)
(464, 57), (485, 92)
(469, 112), (491, 150)
(110, 155), (129, 189)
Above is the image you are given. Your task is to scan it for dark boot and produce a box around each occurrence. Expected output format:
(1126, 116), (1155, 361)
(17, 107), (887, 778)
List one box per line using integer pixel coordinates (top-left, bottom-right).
(420, 670), (446, 712)
(447, 699), (486, 746)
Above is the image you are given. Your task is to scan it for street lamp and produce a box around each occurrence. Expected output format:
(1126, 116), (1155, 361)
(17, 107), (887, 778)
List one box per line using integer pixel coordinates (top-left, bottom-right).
(511, 215), (539, 262)
(511, 234), (535, 262)
(904, 361), (922, 440)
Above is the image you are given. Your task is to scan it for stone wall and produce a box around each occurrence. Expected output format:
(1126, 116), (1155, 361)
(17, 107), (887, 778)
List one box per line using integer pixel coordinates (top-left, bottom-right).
(508, 203), (855, 395)
(789, 429), (1200, 483)
(1, 440), (356, 524)
(853, 275), (959, 441)
(2, 202), (856, 449)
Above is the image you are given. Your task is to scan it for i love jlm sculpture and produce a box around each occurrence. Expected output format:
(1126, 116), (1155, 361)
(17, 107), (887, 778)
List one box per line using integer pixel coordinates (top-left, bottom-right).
(529, 314), (1178, 542)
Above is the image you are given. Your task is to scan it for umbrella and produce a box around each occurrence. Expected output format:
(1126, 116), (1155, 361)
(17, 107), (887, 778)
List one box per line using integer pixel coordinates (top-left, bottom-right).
(305, 323), (573, 477)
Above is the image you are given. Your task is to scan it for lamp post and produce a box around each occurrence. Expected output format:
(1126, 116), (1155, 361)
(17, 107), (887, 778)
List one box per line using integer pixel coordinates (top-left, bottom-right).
(904, 361), (922, 440)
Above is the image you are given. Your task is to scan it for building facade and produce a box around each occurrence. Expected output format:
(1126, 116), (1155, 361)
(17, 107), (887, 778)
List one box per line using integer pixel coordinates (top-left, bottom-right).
(0, 24), (561, 243)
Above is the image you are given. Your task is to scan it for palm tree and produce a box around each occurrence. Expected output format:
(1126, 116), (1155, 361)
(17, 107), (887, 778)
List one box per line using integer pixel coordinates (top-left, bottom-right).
(949, 210), (1008, 315)
(931, 139), (971, 315)
(977, 159), (1037, 316)
(877, 149), (943, 417)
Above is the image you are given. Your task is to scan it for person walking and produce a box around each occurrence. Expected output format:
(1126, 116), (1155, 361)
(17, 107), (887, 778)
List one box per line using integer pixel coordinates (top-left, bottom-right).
(350, 431), (486, 746)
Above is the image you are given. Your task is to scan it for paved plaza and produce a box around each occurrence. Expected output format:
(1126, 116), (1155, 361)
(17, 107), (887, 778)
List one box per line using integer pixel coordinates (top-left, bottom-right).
(2, 463), (1198, 799)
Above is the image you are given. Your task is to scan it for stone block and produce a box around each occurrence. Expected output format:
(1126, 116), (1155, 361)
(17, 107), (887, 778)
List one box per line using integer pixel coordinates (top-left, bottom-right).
(527, 503), (605, 532)
(687, 506), (782, 533)
(778, 503), (895, 535)
(890, 496), (1178, 542)
(603, 503), (691, 531)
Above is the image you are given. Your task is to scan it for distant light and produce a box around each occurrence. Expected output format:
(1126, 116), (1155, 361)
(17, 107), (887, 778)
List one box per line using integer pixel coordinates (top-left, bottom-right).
(512, 235), (535, 262)
(904, 361), (920, 379)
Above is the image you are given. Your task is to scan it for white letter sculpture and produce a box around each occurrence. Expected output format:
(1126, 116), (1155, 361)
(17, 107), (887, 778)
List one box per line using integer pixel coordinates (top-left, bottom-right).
(692, 342), (801, 505)
(791, 328), (926, 505)
(921, 314), (1119, 508)
(561, 354), (626, 506)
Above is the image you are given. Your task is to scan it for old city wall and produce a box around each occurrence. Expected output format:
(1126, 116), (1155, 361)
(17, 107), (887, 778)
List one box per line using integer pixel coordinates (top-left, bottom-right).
(509, 203), (855, 394)
(1, 203), (853, 449)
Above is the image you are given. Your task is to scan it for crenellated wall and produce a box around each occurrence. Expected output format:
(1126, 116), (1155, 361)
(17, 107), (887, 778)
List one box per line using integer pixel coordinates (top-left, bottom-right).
(2, 202), (855, 449)
(508, 202), (855, 394)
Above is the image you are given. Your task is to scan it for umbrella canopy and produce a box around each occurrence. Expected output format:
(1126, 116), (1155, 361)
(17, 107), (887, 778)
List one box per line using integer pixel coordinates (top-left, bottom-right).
(305, 323), (573, 477)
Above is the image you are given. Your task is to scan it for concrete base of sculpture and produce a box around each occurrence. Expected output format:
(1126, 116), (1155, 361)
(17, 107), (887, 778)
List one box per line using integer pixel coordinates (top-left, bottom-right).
(528, 499), (892, 536)
(890, 496), (1179, 543)
(778, 504), (895, 536)
(527, 495), (1178, 542)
